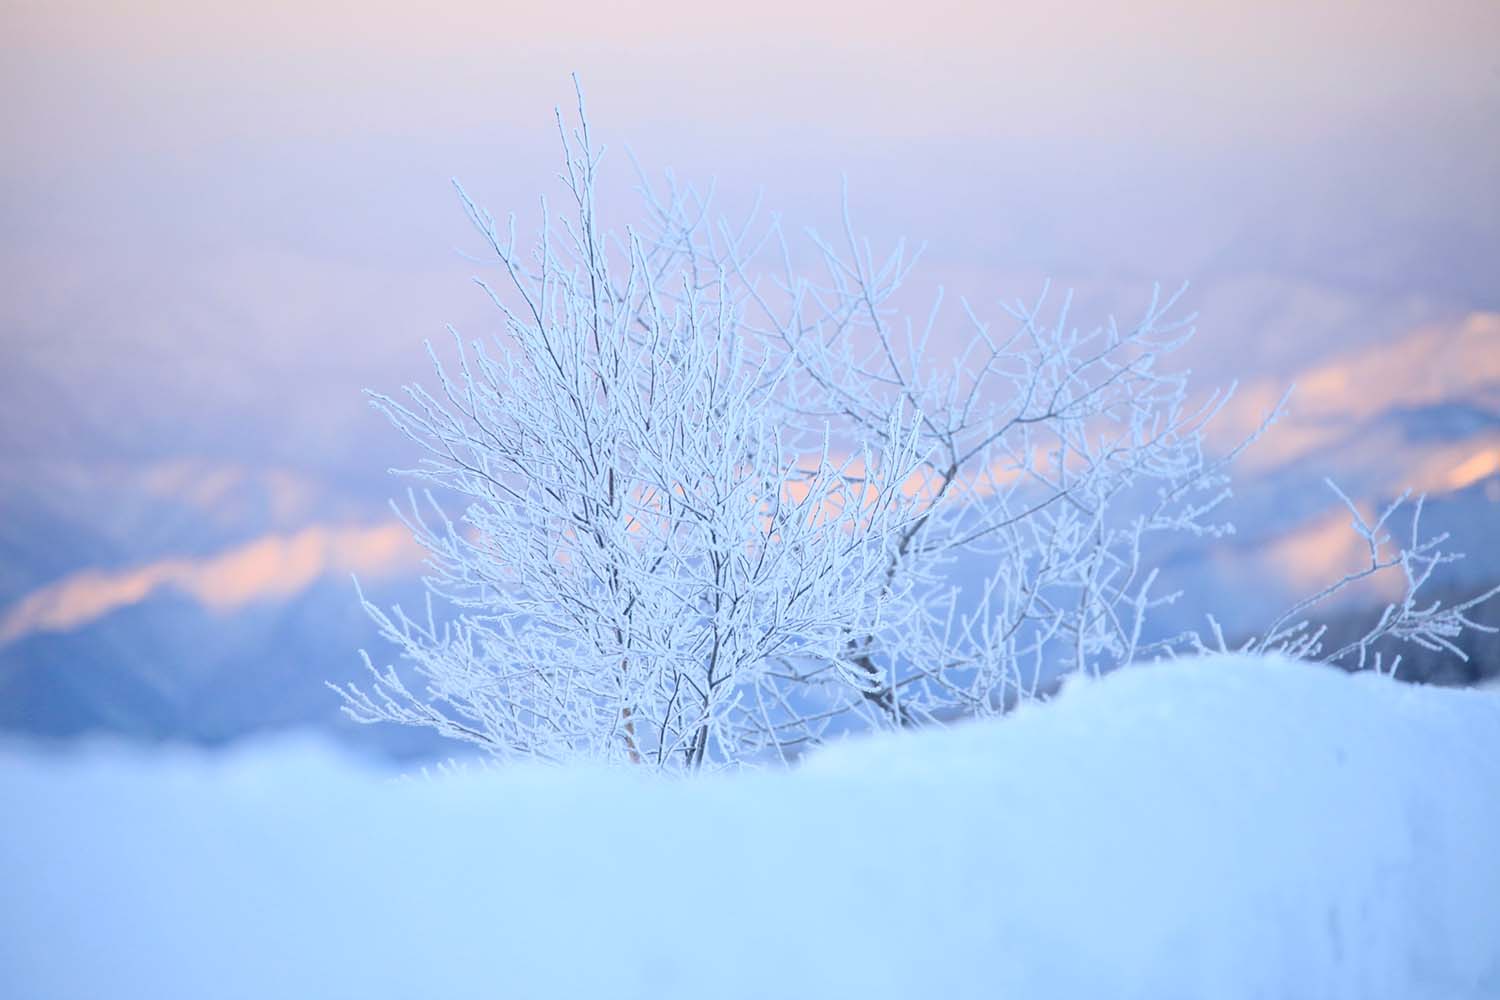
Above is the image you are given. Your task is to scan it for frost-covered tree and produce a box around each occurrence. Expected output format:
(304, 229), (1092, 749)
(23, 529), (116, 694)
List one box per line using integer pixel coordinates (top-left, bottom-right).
(336, 83), (1498, 767)
(333, 96), (921, 768)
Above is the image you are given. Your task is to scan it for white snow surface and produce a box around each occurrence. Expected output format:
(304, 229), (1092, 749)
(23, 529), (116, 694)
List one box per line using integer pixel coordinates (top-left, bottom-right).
(3, 654), (1498, 999)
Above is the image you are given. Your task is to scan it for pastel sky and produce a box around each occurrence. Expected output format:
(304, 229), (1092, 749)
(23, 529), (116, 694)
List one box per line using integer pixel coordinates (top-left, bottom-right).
(1, 0), (1497, 643)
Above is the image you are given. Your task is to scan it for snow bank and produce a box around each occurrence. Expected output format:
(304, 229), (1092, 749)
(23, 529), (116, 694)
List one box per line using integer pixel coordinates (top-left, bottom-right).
(3, 655), (1498, 999)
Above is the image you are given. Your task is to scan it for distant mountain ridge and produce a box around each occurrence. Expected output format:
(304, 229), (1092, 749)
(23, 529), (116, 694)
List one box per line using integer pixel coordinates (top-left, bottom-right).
(1, 392), (1496, 757)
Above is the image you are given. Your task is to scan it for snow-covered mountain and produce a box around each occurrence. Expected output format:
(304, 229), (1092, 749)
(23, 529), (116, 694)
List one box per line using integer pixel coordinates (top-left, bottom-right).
(1, 384), (1496, 756)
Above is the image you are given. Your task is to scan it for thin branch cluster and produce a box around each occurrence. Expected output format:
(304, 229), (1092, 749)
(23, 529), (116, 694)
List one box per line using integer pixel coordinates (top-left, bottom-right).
(335, 86), (1498, 769)
(1209, 484), (1500, 676)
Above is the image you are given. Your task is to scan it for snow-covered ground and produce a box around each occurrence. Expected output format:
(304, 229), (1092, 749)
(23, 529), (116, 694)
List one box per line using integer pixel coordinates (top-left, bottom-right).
(3, 654), (1498, 999)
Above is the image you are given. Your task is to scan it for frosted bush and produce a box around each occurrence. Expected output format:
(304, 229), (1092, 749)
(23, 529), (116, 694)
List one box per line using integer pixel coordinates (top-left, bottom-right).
(335, 82), (1498, 768)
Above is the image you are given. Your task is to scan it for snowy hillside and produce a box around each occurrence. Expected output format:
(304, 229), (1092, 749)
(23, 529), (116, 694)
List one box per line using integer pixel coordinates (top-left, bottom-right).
(3, 654), (1498, 999)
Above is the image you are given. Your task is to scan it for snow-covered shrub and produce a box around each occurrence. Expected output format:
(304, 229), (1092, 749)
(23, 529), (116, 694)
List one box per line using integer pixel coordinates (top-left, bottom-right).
(334, 83), (1498, 767)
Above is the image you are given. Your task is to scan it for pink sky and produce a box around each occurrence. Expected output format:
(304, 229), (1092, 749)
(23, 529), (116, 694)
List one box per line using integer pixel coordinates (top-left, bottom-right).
(1, 0), (1496, 638)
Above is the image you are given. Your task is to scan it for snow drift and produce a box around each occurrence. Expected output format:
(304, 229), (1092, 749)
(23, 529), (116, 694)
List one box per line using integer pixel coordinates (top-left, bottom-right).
(3, 654), (1498, 999)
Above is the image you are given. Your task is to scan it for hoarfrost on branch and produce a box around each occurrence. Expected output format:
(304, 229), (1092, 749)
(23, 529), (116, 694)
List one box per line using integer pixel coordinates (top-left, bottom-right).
(334, 83), (1498, 769)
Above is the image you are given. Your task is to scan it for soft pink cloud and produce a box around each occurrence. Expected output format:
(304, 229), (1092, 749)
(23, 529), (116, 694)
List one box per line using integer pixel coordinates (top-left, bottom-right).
(1218, 311), (1500, 471)
(0, 522), (422, 646)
